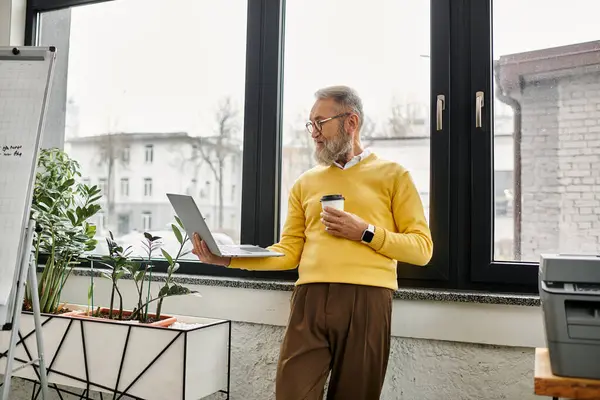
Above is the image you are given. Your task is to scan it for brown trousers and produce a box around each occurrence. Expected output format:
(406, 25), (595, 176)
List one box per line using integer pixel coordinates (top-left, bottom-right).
(275, 283), (393, 400)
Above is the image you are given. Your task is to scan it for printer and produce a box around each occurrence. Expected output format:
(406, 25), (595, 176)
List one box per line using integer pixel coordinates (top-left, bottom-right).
(539, 253), (600, 379)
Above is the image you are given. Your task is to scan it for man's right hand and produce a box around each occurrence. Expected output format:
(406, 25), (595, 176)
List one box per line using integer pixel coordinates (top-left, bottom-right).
(191, 232), (231, 267)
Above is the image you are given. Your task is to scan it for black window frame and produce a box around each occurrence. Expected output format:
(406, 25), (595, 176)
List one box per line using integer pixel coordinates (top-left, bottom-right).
(25, 0), (540, 294)
(468, 0), (538, 292)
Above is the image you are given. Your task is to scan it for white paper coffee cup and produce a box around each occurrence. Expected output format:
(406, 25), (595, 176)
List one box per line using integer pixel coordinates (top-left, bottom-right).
(320, 194), (345, 211)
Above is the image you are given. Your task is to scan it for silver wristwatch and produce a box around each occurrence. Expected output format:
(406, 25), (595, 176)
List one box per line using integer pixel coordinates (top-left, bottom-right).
(361, 224), (375, 244)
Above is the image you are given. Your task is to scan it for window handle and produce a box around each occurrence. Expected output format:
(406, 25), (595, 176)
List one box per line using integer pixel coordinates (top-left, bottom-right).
(436, 94), (445, 131)
(475, 91), (484, 128)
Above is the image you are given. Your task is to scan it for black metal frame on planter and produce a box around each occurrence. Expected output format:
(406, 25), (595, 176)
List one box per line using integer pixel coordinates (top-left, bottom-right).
(0, 312), (232, 400)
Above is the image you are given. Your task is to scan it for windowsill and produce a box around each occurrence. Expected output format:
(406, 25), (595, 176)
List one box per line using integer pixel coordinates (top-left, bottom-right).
(69, 267), (540, 307)
(62, 268), (545, 349)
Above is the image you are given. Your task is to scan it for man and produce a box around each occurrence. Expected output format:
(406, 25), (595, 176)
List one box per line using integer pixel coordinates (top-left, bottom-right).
(192, 85), (433, 399)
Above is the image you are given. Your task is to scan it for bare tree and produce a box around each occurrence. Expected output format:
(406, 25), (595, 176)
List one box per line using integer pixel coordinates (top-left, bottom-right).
(280, 114), (316, 193)
(387, 102), (413, 137)
(184, 97), (242, 229)
(385, 98), (428, 137)
(95, 116), (128, 235)
(360, 116), (377, 138)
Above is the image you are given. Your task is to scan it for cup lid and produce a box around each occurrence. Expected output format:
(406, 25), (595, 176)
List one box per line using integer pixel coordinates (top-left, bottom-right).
(320, 194), (344, 202)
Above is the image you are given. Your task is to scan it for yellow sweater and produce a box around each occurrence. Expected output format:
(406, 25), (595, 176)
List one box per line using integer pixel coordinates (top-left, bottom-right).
(229, 153), (433, 290)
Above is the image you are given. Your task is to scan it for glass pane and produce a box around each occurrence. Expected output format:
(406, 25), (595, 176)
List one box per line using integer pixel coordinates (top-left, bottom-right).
(280, 0), (430, 232)
(39, 0), (247, 260)
(493, 0), (600, 261)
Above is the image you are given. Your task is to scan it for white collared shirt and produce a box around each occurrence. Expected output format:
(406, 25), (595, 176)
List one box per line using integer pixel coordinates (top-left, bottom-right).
(333, 149), (371, 170)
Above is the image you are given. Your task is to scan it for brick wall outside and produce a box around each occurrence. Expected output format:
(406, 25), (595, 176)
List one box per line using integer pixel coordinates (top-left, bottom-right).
(519, 70), (600, 260)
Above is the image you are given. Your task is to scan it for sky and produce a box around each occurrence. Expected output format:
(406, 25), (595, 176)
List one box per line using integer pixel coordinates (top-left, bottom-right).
(43, 0), (430, 139)
(41, 0), (600, 140)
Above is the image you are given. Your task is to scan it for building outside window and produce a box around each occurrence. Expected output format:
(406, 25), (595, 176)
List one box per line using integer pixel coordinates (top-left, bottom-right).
(144, 144), (153, 163)
(141, 211), (152, 231)
(98, 178), (107, 195)
(120, 177), (129, 197)
(143, 178), (152, 197)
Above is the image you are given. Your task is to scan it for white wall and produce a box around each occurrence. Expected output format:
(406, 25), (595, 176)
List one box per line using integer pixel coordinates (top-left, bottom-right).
(52, 275), (548, 400)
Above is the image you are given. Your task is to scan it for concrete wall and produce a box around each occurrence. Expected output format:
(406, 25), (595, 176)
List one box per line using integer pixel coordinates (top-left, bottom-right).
(519, 69), (600, 260)
(6, 323), (540, 400)
(4, 275), (547, 400)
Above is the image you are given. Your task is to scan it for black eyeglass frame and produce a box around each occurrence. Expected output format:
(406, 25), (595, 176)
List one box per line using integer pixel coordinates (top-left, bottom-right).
(305, 112), (351, 134)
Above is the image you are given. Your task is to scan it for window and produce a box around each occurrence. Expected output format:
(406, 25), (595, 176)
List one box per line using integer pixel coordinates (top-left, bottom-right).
(122, 146), (130, 163)
(469, 0), (600, 287)
(141, 212), (152, 231)
(281, 0), (431, 226)
(33, 0), (248, 263)
(144, 144), (153, 164)
(143, 178), (152, 197)
(281, 0), (450, 283)
(97, 212), (106, 234)
(493, 1), (600, 261)
(98, 178), (107, 195)
(120, 178), (129, 197)
(33, 0), (577, 292)
(117, 214), (130, 236)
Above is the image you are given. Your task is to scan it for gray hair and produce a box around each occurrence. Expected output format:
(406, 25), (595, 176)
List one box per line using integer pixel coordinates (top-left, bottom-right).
(314, 85), (364, 129)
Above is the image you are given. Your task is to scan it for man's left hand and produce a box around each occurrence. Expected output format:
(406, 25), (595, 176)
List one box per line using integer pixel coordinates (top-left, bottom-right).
(321, 207), (369, 241)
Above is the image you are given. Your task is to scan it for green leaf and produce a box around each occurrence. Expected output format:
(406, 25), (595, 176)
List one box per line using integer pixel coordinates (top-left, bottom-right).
(158, 285), (169, 297)
(167, 284), (191, 296)
(100, 272), (112, 280)
(87, 224), (97, 236)
(134, 271), (144, 282)
(172, 224), (183, 244)
(174, 215), (185, 229)
(39, 196), (54, 208)
(161, 249), (173, 265)
(61, 178), (75, 189)
(66, 211), (76, 226)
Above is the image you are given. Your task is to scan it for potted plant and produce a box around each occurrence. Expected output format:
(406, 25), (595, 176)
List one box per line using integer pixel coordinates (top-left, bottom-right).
(75, 217), (196, 327)
(24, 147), (102, 315)
(2, 149), (231, 399)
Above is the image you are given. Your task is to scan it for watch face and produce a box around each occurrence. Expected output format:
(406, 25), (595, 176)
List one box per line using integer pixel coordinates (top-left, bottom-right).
(363, 230), (374, 243)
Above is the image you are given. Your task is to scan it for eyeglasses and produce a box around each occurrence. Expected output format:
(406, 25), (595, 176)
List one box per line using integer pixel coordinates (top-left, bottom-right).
(305, 112), (350, 134)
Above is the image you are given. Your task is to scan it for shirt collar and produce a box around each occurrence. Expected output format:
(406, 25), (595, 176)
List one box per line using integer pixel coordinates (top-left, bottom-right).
(333, 149), (371, 170)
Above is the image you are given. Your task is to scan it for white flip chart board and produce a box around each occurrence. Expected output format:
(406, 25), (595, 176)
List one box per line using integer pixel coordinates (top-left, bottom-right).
(0, 47), (56, 326)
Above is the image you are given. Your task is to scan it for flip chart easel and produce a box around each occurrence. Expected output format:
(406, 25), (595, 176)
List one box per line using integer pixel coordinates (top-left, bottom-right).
(0, 46), (57, 400)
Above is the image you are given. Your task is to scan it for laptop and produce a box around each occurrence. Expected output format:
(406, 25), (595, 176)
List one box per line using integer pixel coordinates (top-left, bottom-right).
(166, 193), (284, 258)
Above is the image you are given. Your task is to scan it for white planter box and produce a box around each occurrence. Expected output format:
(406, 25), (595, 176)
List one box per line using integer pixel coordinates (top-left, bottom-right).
(0, 306), (231, 399)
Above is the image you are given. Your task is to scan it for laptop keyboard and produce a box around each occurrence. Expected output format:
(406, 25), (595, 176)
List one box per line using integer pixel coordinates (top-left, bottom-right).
(218, 245), (271, 254)
(218, 245), (252, 255)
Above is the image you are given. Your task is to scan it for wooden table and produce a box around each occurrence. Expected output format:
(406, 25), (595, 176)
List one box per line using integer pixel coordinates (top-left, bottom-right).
(535, 348), (600, 400)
